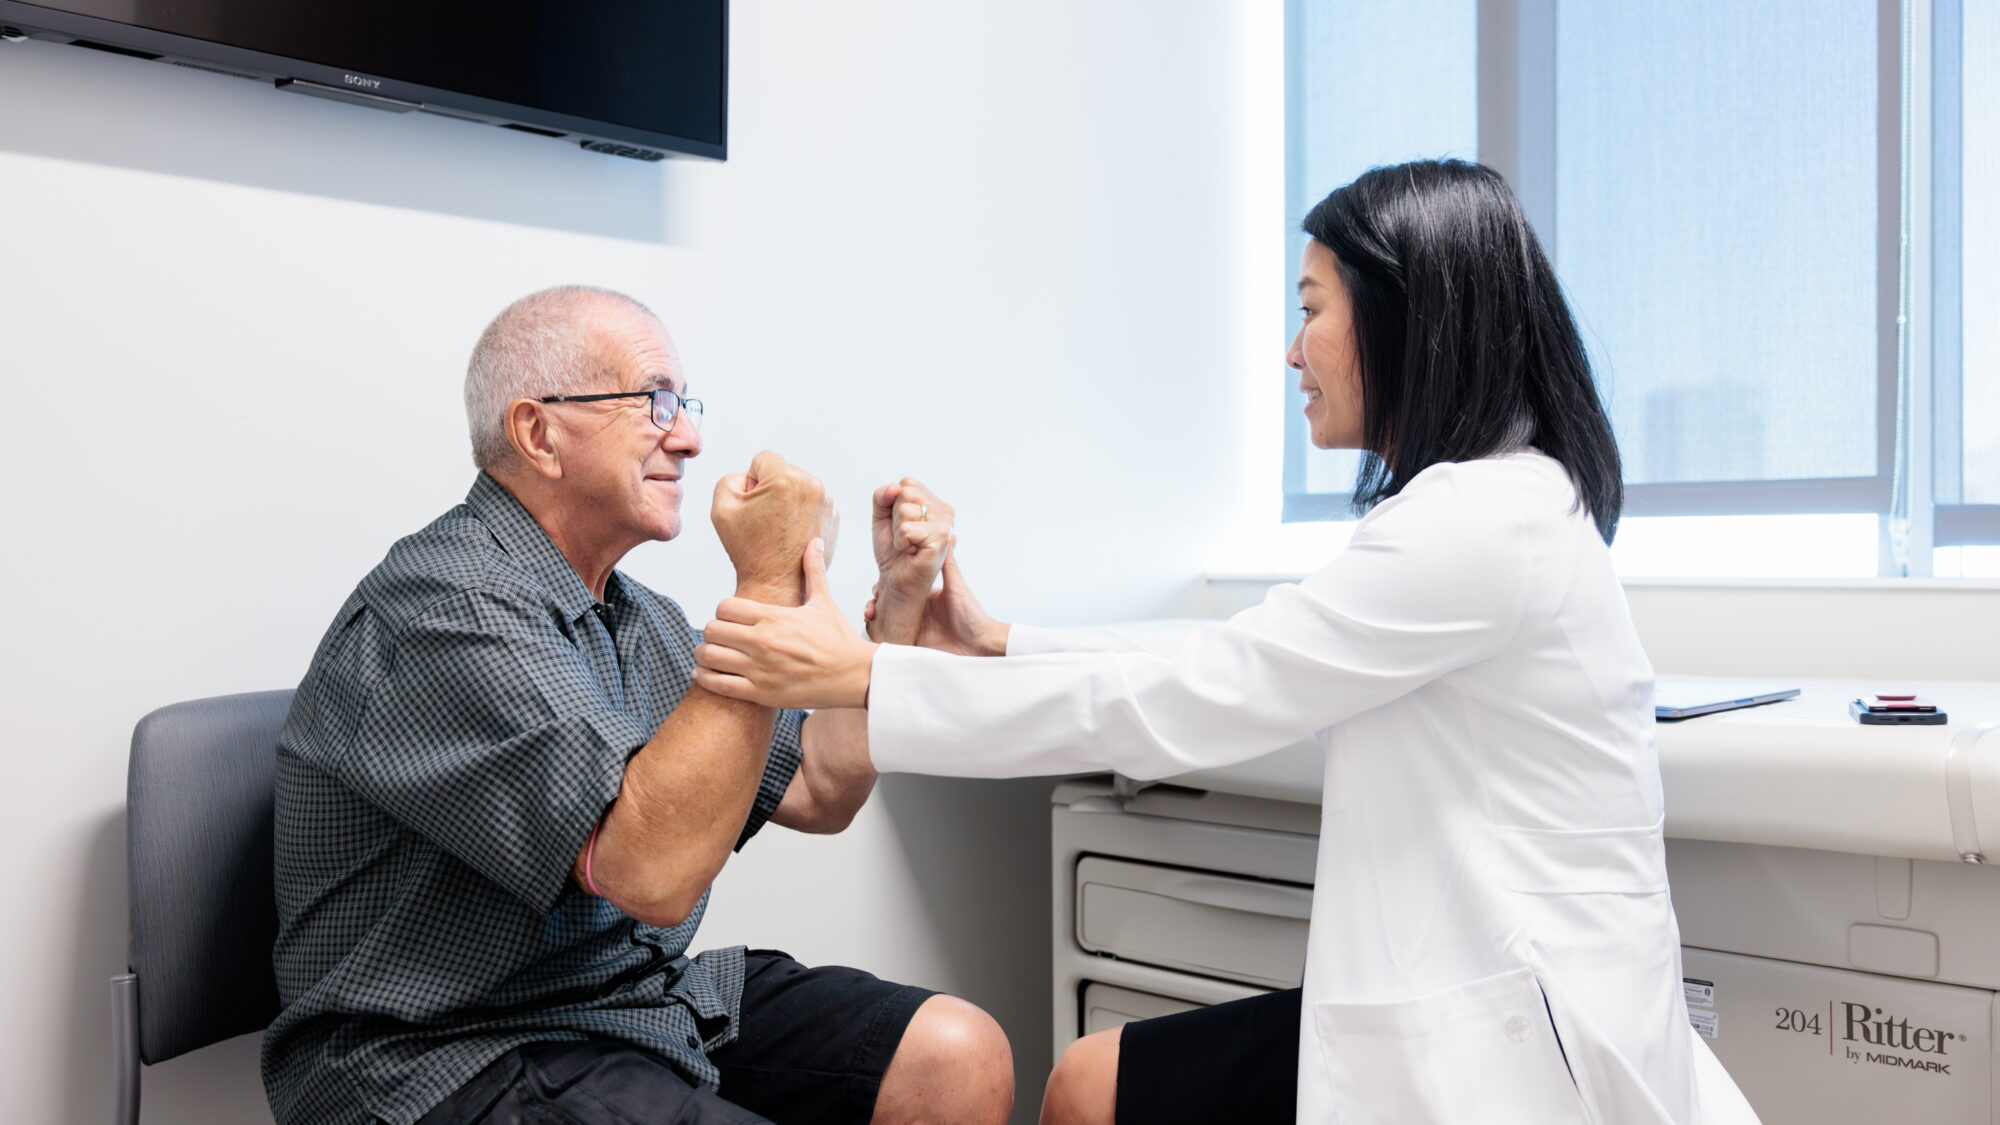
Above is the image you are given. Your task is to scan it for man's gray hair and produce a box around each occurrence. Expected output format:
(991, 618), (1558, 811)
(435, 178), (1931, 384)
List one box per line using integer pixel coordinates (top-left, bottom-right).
(464, 285), (660, 472)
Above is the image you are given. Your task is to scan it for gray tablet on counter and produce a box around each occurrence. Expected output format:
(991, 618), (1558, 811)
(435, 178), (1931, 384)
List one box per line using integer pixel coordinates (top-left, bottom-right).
(1654, 676), (1802, 721)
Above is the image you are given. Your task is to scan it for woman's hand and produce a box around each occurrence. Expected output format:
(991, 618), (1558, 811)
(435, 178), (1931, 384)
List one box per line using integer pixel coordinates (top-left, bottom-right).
(867, 478), (954, 644)
(864, 539), (1010, 657)
(695, 539), (878, 710)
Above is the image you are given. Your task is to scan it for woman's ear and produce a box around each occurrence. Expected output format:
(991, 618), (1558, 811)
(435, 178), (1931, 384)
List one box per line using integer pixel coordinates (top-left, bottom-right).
(504, 399), (564, 480)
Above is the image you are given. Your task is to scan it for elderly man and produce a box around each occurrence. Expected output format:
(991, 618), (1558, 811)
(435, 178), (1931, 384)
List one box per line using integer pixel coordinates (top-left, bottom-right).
(263, 286), (1012, 1125)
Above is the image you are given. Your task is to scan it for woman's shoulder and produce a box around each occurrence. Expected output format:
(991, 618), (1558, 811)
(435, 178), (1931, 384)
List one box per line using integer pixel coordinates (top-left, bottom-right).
(1406, 449), (1572, 492)
(1365, 451), (1577, 530)
(1297, 452), (1574, 638)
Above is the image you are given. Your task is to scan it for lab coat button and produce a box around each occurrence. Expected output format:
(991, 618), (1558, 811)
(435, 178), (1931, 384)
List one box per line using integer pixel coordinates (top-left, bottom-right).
(1504, 1013), (1531, 1042)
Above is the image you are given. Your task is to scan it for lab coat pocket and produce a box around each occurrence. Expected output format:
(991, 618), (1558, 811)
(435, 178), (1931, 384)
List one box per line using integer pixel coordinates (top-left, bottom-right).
(1313, 966), (1593, 1125)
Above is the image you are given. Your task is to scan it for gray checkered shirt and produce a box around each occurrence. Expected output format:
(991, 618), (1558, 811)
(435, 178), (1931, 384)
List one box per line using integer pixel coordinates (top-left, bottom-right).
(263, 473), (805, 1125)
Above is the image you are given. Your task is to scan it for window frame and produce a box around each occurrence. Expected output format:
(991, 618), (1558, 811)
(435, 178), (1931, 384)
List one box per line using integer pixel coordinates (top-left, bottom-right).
(1282, 0), (1997, 571)
(1931, 0), (2000, 546)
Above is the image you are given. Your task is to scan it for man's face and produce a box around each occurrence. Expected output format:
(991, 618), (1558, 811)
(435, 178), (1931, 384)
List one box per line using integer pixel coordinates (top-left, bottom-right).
(552, 306), (703, 550)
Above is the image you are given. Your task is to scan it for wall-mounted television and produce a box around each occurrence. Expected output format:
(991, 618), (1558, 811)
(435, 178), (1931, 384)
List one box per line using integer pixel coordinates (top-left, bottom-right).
(0, 1), (727, 162)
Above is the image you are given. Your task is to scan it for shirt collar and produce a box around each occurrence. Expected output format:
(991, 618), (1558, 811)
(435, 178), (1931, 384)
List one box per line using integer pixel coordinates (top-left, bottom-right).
(466, 472), (605, 624)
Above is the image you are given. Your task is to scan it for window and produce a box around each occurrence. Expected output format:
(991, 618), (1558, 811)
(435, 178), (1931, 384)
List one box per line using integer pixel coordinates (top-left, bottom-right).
(1934, 0), (2000, 561)
(1282, 0), (1478, 518)
(1283, 0), (1999, 577)
(1557, 2), (1881, 501)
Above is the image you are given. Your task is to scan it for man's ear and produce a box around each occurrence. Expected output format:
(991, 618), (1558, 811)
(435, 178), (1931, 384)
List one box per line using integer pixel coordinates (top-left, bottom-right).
(504, 399), (564, 480)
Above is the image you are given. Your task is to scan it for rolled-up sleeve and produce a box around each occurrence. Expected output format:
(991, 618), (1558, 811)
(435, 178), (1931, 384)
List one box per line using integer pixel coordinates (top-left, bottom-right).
(320, 588), (648, 914)
(736, 709), (806, 850)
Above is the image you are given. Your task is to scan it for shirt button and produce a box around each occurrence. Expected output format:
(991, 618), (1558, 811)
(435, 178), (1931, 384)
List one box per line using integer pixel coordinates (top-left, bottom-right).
(685, 1033), (701, 1048)
(1504, 1014), (1531, 1042)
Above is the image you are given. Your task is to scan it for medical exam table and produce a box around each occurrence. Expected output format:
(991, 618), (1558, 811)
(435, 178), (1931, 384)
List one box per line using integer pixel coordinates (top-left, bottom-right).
(1050, 678), (2000, 1124)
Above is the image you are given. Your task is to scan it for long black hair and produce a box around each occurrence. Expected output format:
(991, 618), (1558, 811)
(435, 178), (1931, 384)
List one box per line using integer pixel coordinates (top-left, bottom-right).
(1302, 159), (1623, 542)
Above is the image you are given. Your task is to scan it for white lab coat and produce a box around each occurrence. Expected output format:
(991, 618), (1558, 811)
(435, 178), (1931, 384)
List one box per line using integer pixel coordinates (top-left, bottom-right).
(866, 452), (1759, 1124)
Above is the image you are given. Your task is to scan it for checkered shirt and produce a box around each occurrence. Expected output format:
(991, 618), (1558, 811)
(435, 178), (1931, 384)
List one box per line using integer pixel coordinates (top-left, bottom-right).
(262, 473), (805, 1125)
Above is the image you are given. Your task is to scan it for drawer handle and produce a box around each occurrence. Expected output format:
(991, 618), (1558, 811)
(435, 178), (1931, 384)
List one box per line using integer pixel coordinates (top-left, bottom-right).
(1128, 872), (1314, 921)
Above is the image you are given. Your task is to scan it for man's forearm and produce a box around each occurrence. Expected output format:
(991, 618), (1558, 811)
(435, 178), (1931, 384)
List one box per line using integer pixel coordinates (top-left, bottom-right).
(580, 688), (772, 927)
(581, 578), (799, 926)
(771, 708), (877, 834)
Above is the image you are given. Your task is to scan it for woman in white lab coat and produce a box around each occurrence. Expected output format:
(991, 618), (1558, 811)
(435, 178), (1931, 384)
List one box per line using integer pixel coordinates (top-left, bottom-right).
(693, 160), (1759, 1125)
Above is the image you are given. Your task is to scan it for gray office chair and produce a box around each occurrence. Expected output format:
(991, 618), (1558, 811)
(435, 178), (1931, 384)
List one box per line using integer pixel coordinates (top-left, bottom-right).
(113, 690), (292, 1125)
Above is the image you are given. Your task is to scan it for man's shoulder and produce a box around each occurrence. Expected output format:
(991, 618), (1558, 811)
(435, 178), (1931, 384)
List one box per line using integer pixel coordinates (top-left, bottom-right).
(286, 502), (559, 750)
(356, 502), (535, 627)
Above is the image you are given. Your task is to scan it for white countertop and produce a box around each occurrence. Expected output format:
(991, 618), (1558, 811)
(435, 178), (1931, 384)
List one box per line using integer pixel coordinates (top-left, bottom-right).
(1159, 678), (2000, 863)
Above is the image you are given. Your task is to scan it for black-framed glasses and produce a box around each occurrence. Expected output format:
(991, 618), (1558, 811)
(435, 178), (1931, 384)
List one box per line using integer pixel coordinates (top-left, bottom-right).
(537, 388), (703, 432)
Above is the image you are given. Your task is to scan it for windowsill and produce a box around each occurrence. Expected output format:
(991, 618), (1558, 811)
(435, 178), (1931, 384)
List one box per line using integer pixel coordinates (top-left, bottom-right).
(1205, 571), (2000, 593)
(1616, 575), (2000, 592)
(1204, 570), (1315, 584)
(1201, 571), (2000, 681)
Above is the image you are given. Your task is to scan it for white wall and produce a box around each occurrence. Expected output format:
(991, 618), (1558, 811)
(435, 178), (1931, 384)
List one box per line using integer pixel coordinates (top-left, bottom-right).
(1621, 579), (2000, 681)
(0, 5), (1285, 1122)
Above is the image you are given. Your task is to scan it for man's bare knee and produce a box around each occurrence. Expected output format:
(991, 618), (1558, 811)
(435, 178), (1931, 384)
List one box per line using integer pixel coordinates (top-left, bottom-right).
(1039, 1026), (1119, 1125)
(875, 994), (1015, 1125)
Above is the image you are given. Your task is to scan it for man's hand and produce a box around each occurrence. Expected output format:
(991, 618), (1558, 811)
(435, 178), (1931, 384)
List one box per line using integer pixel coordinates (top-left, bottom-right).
(711, 450), (838, 606)
(696, 539), (878, 710)
(868, 478), (954, 644)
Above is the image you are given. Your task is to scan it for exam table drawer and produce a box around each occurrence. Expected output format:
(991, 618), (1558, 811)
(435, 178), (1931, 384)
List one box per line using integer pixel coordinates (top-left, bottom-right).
(1080, 982), (1207, 1035)
(1074, 855), (1312, 989)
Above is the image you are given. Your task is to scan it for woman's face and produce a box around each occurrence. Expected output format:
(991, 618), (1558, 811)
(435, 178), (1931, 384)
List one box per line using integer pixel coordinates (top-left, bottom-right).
(1287, 240), (1366, 450)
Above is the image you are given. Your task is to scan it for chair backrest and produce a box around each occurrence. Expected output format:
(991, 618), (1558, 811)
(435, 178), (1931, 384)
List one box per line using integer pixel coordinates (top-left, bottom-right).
(127, 689), (294, 1064)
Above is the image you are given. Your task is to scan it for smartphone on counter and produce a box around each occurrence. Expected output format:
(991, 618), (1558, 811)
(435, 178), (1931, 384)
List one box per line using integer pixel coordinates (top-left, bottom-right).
(1851, 695), (1949, 725)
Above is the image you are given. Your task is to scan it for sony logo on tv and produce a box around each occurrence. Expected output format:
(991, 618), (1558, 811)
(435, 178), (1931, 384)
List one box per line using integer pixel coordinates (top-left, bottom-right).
(343, 74), (382, 90)
(1841, 1001), (1958, 1055)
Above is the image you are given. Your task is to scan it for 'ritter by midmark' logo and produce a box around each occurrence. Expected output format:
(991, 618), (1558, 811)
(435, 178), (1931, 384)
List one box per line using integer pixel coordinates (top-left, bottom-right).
(1841, 1001), (1959, 1074)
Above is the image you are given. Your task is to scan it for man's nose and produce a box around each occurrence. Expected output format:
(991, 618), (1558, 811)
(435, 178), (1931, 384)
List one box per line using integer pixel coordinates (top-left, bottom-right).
(663, 410), (702, 456)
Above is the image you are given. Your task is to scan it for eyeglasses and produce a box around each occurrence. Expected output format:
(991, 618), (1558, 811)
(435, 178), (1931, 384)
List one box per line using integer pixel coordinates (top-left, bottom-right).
(537, 387), (703, 433)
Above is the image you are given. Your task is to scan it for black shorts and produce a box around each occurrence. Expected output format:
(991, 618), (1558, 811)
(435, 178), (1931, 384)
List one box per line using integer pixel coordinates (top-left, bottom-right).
(418, 950), (936, 1125)
(1114, 987), (1301, 1125)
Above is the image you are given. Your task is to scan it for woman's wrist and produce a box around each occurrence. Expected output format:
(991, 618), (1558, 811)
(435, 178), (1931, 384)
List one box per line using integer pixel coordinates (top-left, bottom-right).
(983, 621), (1011, 657)
(871, 606), (922, 647)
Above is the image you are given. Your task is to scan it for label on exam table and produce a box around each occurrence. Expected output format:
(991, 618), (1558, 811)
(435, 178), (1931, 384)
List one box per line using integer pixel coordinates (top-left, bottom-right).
(1684, 977), (1715, 1008)
(1689, 1008), (1720, 1039)
(1682, 948), (1991, 1124)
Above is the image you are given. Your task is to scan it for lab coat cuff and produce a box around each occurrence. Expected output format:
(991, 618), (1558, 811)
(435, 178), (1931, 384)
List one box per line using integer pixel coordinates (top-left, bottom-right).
(1004, 623), (1064, 656)
(866, 642), (942, 773)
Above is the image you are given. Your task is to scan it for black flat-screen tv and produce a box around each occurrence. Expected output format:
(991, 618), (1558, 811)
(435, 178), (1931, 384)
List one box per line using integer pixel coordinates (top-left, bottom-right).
(0, 1), (726, 161)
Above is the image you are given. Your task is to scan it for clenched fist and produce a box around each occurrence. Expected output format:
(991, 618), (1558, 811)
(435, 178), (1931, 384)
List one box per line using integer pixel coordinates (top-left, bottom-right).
(710, 450), (838, 606)
(868, 477), (954, 644)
